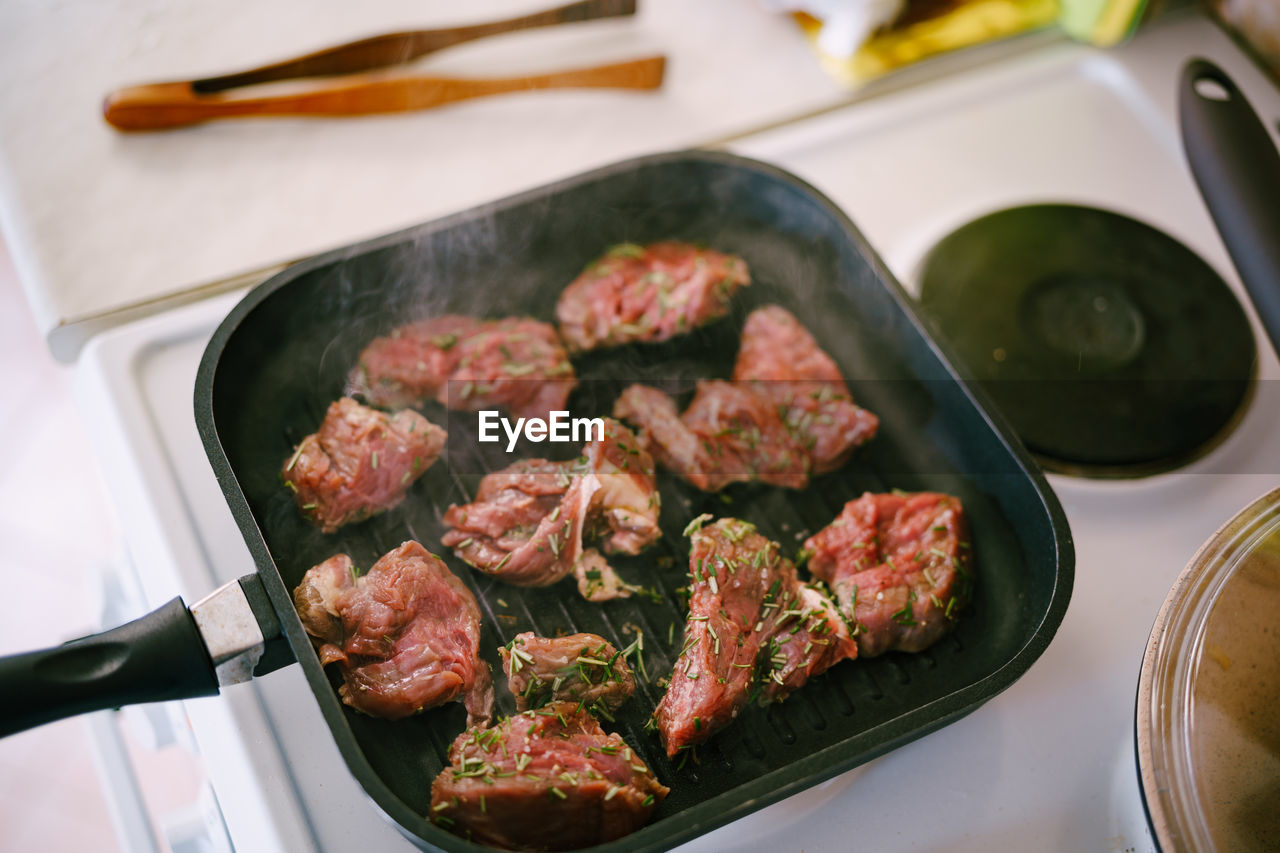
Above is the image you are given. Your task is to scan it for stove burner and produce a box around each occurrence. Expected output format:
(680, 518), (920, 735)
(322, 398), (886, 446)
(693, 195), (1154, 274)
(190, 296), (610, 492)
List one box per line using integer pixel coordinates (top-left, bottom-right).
(1020, 273), (1147, 371)
(918, 204), (1255, 477)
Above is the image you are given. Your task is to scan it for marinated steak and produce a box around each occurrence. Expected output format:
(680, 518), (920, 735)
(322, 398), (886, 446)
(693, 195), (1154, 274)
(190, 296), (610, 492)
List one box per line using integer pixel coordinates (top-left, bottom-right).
(804, 492), (972, 657)
(443, 457), (599, 589)
(430, 702), (668, 851)
(758, 581), (855, 705)
(655, 516), (855, 757)
(499, 632), (636, 713)
(349, 315), (577, 420)
(614, 306), (878, 491)
(281, 397), (446, 533)
(292, 541), (493, 723)
(556, 241), (750, 352)
(733, 305), (879, 476)
(610, 384), (726, 490)
(441, 419), (661, 601)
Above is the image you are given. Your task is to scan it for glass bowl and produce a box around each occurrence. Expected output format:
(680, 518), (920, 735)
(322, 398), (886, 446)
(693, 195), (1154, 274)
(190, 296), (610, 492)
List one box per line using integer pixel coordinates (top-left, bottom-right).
(1137, 486), (1280, 852)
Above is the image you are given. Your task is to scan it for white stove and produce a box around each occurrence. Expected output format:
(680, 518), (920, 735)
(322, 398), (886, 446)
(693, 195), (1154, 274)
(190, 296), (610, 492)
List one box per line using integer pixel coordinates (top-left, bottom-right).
(73, 10), (1280, 852)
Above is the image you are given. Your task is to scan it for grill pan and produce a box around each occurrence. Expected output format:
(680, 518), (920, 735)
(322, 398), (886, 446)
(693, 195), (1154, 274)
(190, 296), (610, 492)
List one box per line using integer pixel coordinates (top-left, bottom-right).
(0, 151), (1072, 851)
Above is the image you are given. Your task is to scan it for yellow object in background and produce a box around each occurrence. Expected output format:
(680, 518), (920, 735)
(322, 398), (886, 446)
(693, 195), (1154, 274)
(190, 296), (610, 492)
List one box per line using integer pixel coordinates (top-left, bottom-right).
(794, 0), (1155, 86)
(795, 0), (1060, 84)
(1058, 0), (1151, 45)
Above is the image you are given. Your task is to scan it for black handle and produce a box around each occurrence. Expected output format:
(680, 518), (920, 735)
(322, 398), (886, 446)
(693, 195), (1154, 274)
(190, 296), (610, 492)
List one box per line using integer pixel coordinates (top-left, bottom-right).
(0, 597), (219, 738)
(1180, 58), (1280, 358)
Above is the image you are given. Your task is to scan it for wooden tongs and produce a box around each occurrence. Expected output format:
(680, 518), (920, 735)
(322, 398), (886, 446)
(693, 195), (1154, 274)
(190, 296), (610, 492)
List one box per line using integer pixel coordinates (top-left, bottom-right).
(103, 0), (663, 131)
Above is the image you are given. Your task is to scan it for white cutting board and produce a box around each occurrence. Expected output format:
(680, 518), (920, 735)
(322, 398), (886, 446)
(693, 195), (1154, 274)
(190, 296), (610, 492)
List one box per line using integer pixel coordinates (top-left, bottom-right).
(0, 0), (849, 360)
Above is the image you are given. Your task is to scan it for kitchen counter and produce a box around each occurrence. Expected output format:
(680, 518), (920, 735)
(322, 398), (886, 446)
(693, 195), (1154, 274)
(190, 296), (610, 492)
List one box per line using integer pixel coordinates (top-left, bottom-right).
(0, 0), (865, 360)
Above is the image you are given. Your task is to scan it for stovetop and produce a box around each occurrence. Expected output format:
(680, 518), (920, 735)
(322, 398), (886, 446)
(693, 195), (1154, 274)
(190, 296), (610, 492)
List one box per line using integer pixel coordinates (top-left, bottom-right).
(73, 9), (1280, 852)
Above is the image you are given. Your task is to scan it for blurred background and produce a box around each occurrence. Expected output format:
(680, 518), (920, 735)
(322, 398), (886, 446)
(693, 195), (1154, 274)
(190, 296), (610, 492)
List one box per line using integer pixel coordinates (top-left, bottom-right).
(1, 0), (1279, 851)
(0, 239), (185, 851)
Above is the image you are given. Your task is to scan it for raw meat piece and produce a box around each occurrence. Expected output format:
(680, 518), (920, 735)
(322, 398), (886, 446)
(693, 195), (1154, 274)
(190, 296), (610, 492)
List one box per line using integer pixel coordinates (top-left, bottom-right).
(281, 397), (445, 533)
(443, 457), (599, 589)
(430, 702), (668, 851)
(804, 491), (972, 657)
(499, 632), (636, 713)
(348, 315), (576, 420)
(556, 241), (750, 351)
(758, 582), (852, 705)
(610, 384), (726, 491)
(292, 541), (492, 723)
(655, 516), (855, 757)
(614, 306), (877, 491)
(441, 419), (660, 600)
(616, 380), (806, 491)
(584, 414), (663, 555)
(733, 305), (879, 476)
(573, 549), (635, 603)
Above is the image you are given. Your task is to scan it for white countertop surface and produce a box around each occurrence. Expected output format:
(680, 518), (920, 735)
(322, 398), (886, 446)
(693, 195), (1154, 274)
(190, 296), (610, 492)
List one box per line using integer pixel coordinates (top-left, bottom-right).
(0, 0), (865, 360)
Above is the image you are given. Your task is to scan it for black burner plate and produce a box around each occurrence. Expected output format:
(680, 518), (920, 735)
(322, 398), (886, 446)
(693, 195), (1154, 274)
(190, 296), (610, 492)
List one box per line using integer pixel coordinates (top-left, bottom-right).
(918, 204), (1255, 477)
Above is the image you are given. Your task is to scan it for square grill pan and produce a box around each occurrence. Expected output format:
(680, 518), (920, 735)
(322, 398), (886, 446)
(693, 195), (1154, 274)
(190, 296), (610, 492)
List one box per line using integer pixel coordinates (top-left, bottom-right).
(196, 150), (1073, 852)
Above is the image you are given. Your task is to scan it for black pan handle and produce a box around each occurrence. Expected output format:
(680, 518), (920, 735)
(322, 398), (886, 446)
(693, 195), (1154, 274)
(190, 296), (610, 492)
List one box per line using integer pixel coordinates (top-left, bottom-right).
(0, 573), (292, 738)
(0, 597), (219, 738)
(1179, 58), (1280, 357)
